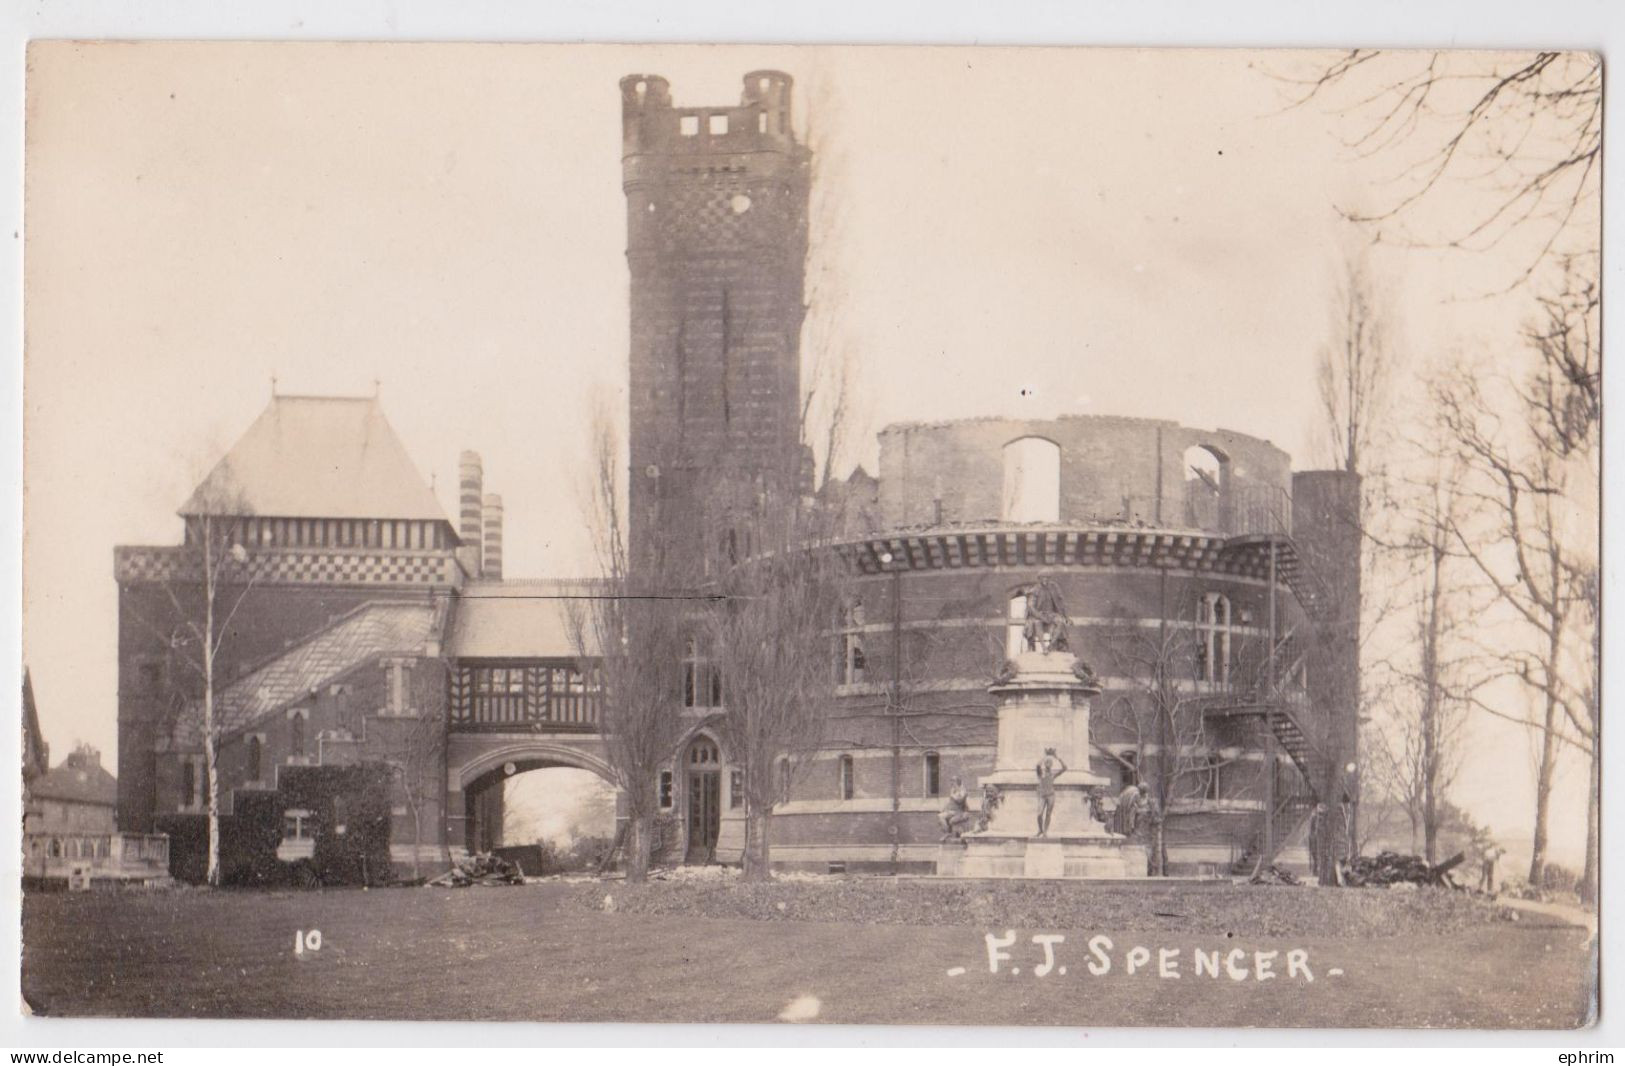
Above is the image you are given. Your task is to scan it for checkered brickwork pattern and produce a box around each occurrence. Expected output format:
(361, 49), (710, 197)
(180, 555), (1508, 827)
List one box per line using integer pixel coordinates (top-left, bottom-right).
(115, 546), (459, 588)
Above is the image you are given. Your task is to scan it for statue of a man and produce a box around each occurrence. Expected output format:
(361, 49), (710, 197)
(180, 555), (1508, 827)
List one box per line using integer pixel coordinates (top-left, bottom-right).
(1020, 578), (1071, 653)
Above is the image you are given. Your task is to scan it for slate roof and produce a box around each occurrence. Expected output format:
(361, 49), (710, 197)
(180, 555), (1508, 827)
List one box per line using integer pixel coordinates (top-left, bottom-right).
(171, 600), (441, 749)
(446, 580), (605, 659)
(32, 752), (117, 808)
(181, 395), (451, 524)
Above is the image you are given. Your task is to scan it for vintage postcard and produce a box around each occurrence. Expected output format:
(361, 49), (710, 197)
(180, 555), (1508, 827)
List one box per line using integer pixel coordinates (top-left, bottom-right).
(18, 42), (1599, 1030)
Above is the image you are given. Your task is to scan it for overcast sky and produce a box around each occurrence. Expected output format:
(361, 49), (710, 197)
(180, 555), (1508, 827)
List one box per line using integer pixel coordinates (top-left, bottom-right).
(22, 43), (1591, 865)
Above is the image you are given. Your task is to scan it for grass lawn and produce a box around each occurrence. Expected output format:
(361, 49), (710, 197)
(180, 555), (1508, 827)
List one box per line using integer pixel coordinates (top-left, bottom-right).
(21, 881), (1594, 1028)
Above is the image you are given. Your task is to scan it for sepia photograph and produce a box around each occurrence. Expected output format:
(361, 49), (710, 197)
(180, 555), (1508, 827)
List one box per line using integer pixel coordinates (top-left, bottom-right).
(14, 34), (1603, 1036)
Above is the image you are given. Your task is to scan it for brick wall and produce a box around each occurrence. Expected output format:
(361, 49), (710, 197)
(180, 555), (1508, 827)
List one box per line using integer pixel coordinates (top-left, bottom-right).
(116, 575), (444, 832)
(877, 415), (1293, 534)
(622, 72), (810, 567)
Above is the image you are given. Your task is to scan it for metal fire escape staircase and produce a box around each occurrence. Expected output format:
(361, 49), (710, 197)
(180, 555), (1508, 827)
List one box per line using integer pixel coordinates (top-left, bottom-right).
(1204, 526), (1354, 876)
(1205, 625), (1327, 875)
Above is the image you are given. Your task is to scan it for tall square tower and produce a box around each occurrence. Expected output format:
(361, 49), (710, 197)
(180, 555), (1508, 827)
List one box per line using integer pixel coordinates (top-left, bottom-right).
(620, 71), (811, 571)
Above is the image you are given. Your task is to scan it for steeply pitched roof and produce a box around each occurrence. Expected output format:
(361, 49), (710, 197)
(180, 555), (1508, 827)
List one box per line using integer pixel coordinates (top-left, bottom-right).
(32, 753), (117, 808)
(171, 600), (441, 749)
(181, 395), (451, 524)
(22, 668), (49, 781)
(447, 580), (604, 659)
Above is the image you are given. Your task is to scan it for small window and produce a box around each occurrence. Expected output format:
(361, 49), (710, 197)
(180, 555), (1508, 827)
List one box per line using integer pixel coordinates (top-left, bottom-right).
(779, 758), (793, 803)
(288, 709), (308, 760)
(679, 114), (699, 136)
(757, 111), (768, 133)
(245, 735), (263, 783)
(924, 752), (941, 798)
(387, 660), (408, 716)
(283, 809), (314, 841)
(181, 759), (195, 809)
(837, 755), (854, 801)
(838, 601), (866, 685)
(658, 770), (674, 810)
(730, 768), (745, 809)
(708, 113), (728, 135)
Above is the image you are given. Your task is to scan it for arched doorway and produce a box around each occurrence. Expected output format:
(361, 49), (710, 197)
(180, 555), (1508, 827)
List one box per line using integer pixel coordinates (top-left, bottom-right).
(454, 743), (618, 860)
(683, 734), (723, 864)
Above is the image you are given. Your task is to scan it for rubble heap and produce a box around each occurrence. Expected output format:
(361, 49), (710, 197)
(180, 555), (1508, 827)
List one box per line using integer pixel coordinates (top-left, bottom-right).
(426, 852), (525, 888)
(1342, 851), (1466, 889)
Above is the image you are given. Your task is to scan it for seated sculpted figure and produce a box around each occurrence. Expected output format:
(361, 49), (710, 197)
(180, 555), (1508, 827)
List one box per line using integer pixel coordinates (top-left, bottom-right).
(939, 777), (974, 842)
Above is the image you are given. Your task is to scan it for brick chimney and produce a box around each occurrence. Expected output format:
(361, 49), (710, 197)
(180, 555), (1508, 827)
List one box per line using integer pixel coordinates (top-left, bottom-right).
(482, 493), (504, 581)
(458, 450), (484, 577)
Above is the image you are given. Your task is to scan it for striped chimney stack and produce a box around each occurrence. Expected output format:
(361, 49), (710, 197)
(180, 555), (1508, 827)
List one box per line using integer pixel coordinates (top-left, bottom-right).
(458, 450), (485, 577)
(482, 493), (504, 582)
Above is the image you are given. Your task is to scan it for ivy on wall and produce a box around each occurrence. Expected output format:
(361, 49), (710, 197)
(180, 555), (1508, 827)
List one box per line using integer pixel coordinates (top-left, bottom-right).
(157, 762), (395, 887)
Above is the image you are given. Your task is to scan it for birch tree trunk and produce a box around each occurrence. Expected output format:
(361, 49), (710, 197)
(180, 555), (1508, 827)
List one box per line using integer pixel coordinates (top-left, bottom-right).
(203, 522), (222, 888)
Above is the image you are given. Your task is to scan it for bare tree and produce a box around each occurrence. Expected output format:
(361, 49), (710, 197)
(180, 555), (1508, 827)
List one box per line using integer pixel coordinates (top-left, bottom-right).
(120, 480), (259, 887)
(1098, 600), (1249, 877)
(1285, 51), (1601, 280)
(1316, 248), (1393, 477)
(1432, 271), (1598, 889)
(1381, 453), (1475, 863)
(569, 407), (695, 884)
(705, 504), (850, 881)
(392, 658), (450, 881)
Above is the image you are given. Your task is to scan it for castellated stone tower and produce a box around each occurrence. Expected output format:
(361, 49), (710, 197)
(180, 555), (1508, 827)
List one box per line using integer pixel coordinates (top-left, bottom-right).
(620, 71), (811, 572)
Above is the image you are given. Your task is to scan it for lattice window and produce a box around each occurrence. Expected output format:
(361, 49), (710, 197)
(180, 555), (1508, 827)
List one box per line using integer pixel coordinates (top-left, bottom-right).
(683, 639), (722, 709)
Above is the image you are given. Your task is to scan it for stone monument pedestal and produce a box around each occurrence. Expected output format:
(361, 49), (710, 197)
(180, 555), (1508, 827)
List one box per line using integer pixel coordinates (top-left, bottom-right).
(951, 649), (1149, 879)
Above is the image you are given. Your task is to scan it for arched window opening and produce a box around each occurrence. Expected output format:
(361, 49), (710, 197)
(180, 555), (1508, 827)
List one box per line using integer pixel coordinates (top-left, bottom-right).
(1195, 592), (1233, 684)
(1002, 437), (1061, 523)
(246, 735), (262, 783)
(837, 754), (854, 801)
(1120, 748), (1140, 788)
(1182, 444), (1230, 530)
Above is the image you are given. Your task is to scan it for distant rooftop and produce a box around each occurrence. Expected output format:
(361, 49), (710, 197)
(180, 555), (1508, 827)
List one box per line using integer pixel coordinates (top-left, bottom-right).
(32, 748), (117, 808)
(180, 395), (452, 525)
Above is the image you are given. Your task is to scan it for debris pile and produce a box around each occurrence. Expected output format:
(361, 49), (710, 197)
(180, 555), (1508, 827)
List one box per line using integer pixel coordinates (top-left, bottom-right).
(426, 852), (525, 888)
(1342, 851), (1465, 889)
(1248, 864), (1302, 886)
